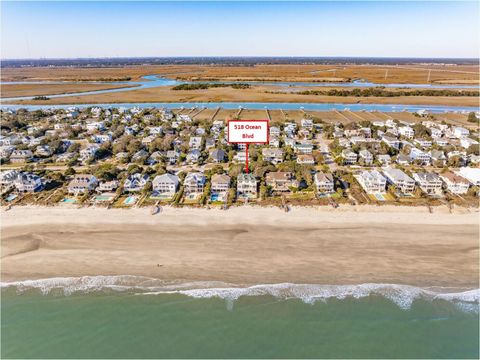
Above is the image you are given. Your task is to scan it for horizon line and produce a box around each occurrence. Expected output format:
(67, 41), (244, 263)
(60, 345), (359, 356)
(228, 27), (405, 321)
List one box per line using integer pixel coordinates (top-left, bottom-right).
(2, 55), (479, 61)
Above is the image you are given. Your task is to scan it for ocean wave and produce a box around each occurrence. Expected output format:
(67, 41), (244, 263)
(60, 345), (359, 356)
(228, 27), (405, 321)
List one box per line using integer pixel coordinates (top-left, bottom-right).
(1, 276), (479, 312)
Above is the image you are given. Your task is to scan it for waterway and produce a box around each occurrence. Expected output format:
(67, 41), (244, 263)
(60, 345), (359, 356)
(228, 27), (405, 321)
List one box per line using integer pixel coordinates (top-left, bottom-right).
(1, 101), (478, 113)
(1, 75), (479, 102)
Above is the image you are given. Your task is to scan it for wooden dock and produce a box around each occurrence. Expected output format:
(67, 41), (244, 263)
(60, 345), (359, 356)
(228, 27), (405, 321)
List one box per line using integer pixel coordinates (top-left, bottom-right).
(210, 107), (221, 121)
(236, 107), (244, 118)
(265, 108), (271, 121)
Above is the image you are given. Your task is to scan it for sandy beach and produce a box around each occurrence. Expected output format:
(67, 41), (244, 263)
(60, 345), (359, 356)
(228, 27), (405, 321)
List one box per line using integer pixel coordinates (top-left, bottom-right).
(1, 205), (479, 287)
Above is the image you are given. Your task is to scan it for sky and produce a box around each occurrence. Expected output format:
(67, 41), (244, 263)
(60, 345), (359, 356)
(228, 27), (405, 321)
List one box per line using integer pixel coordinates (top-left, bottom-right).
(1, 1), (479, 59)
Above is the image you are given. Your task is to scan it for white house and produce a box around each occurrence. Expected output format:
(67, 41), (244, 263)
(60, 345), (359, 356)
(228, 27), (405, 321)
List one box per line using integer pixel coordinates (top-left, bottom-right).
(456, 167), (480, 187)
(453, 127), (469, 139)
(355, 170), (387, 194)
(237, 173), (257, 199)
(68, 174), (98, 194)
(314, 172), (334, 194)
(342, 149), (357, 165)
(152, 173), (179, 196)
(359, 149), (373, 165)
(383, 167), (415, 195)
(412, 172), (443, 196)
(439, 172), (470, 195)
(262, 148), (283, 164)
(14, 172), (43, 193)
(124, 174), (149, 192)
(399, 126), (414, 139)
(409, 148), (431, 165)
(184, 172), (206, 195)
(211, 174), (231, 196)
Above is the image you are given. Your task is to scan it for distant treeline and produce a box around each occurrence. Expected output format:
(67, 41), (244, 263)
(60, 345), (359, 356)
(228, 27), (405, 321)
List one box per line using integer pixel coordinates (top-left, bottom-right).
(2, 57), (478, 68)
(293, 88), (480, 97)
(172, 83), (250, 90)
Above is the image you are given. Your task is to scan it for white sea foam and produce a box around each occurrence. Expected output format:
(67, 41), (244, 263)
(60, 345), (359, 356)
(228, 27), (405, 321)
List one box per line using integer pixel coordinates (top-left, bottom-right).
(1, 276), (479, 312)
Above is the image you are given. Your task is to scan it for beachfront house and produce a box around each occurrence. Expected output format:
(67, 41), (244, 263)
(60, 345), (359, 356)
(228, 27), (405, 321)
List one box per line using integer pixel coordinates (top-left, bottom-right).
(124, 174), (150, 193)
(314, 172), (334, 194)
(456, 167), (480, 187)
(237, 173), (257, 199)
(383, 167), (415, 195)
(68, 174), (98, 194)
(97, 180), (119, 192)
(14, 172), (43, 193)
(355, 170), (387, 194)
(0, 145), (15, 160)
(265, 172), (298, 192)
(412, 172), (443, 196)
(0, 170), (19, 188)
(439, 172), (470, 195)
(211, 174), (231, 200)
(184, 172), (206, 195)
(152, 173), (179, 196)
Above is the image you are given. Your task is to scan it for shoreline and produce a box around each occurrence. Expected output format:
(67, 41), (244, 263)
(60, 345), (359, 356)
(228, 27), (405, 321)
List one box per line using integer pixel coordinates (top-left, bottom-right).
(2, 206), (478, 287)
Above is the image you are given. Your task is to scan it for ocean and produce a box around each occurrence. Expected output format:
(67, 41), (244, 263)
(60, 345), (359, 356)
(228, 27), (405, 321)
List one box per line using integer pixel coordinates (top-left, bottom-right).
(1, 277), (479, 359)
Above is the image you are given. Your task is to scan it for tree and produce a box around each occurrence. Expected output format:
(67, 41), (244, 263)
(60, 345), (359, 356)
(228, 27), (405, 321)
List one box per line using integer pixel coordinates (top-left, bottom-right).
(467, 144), (480, 156)
(312, 151), (324, 164)
(94, 163), (119, 181)
(228, 164), (244, 178)
(467, 186), (478, 197)
(259, 184), (268, 200)
(126, 139), (142, 154)
(68, 142), (81, 153)
(65, 167), (76, 176)
(467, 112), (479, 123)
(142, 181), (152, 195)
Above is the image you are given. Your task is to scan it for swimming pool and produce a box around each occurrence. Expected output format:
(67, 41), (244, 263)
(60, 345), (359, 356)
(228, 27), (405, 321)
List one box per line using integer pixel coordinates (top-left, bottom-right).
(5, 194), (17, 202)
(95, 195), (114, 202)
(124, 196), (137, 205)
(60, 198), (77, 203)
